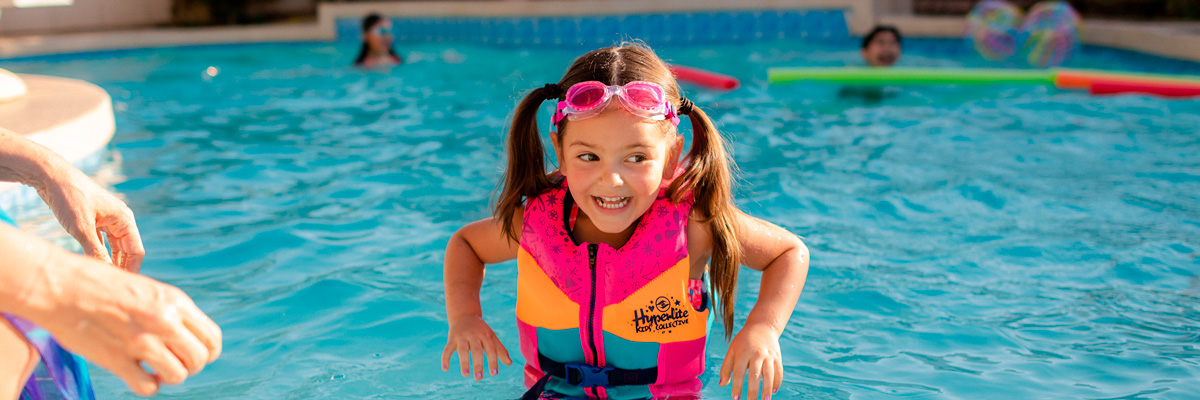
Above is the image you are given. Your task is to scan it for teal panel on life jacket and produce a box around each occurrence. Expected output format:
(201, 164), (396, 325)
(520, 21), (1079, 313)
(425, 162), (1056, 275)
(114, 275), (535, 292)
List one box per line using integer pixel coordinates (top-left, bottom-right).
(536, 327), (584, 363)
(600, 332), (659, 370)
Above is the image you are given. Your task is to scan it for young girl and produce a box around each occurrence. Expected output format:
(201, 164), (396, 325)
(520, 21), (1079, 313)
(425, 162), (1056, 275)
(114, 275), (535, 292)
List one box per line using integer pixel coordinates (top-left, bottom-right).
(352, 13), (402, 68)
(441, 44), (809, 400)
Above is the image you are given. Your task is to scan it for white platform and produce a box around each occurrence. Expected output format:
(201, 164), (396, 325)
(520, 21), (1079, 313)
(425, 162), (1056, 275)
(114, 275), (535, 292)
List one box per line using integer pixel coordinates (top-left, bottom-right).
(0, 74), (114, 207)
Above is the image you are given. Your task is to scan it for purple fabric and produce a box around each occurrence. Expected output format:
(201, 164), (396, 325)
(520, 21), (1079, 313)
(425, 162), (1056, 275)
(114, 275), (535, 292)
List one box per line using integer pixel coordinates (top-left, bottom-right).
(4, 314), (94, 400)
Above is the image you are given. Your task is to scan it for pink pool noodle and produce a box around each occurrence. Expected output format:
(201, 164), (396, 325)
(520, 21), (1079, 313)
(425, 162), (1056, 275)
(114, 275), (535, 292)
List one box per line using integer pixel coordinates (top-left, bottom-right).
(1088, 78), (1200, 98)
(669, 65), (740, 91)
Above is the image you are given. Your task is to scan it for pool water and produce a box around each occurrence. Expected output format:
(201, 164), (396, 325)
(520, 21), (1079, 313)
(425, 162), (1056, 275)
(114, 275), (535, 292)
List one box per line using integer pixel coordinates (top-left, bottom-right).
(3, 37), (1200, 399)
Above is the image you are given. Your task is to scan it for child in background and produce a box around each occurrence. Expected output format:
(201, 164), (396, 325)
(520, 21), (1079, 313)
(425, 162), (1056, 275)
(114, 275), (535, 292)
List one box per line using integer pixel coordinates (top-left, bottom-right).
(441, 43), (809, 400)
(353, 13), (402, 68)
(861, 25), (902, 67)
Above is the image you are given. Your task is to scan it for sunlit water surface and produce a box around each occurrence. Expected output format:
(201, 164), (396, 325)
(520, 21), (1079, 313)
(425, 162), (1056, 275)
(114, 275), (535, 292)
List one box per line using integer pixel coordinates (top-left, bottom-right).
(4, 38), (1200, 399)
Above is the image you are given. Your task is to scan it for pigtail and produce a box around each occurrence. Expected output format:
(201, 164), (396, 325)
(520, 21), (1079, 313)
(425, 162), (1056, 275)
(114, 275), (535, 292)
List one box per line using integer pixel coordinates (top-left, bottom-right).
(666, 105), (743, 340)
(495, 85), (562, 243)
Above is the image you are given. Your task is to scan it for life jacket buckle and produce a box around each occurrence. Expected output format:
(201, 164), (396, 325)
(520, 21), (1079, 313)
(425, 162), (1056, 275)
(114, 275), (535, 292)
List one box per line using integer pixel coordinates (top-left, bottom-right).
(563, 363), (613, 388)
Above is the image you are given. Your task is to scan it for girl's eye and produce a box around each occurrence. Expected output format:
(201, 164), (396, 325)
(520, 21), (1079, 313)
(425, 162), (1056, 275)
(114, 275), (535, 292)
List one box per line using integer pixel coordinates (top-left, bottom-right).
(578, 153), (598, 162)
(626, 155), (646, 163)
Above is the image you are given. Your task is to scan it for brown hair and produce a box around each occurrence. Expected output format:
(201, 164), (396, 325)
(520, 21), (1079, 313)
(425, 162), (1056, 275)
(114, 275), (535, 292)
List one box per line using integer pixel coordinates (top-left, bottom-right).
(494, 43), (743, 339)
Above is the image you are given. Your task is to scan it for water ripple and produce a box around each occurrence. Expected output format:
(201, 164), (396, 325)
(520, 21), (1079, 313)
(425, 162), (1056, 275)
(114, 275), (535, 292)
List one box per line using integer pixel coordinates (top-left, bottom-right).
(3, 40), (1199, 398)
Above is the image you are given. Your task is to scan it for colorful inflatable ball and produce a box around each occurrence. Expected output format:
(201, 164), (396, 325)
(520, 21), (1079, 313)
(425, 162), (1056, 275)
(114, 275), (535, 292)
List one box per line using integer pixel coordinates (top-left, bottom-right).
(1021, 1), (1082, 67)
(966, 0), (1023, 61)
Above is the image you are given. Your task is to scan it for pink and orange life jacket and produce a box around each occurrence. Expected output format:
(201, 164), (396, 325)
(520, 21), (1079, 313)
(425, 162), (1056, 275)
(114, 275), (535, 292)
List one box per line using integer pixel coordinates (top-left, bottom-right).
(516, 181), (712, 400)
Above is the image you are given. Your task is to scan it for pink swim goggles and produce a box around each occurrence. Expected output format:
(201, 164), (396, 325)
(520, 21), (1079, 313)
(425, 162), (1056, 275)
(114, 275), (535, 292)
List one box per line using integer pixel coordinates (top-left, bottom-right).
(552, 81), (680, 128)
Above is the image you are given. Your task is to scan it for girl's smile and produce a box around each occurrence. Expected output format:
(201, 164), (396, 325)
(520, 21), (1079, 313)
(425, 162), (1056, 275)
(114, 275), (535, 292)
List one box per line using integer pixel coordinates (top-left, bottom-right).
(593, 195), (630, 210)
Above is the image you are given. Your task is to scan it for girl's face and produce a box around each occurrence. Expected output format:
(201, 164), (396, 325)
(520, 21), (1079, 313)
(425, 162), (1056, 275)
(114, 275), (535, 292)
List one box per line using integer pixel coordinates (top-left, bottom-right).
(554, 102), (682, 235)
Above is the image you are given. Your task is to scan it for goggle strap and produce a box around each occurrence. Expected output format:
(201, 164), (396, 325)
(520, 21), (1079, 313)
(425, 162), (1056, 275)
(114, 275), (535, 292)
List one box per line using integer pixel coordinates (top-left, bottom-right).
(552, 101), (568, 125)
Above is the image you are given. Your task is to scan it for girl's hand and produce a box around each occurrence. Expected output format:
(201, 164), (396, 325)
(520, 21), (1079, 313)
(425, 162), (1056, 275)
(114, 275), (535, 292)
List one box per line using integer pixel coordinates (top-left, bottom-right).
(441, 316), (513, 381)
(719, 323), (784, 400)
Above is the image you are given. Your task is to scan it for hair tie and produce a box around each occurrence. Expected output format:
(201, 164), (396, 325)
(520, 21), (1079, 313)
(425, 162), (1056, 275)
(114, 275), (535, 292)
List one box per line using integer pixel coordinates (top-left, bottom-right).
(677, 98), (694, 116)
(542, 84), (562, 100)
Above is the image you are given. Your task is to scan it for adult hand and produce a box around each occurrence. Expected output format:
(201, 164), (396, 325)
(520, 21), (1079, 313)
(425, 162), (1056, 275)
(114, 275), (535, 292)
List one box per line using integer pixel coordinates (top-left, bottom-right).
(28, 248), (222, 396)
(36, 165), (144, 272)
(719, 323), (784, 400)
(441, 315), (513, 380)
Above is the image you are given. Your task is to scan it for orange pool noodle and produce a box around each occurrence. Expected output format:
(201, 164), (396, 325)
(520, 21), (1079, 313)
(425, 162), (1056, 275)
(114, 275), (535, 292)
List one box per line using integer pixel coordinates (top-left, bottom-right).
(1055, 69), (1200, 90)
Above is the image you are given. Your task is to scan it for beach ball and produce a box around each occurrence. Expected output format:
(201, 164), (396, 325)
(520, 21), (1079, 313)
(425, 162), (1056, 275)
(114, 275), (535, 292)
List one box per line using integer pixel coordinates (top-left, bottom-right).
(1021, 1), (1082, 67)
(965, 0), (1024, 61)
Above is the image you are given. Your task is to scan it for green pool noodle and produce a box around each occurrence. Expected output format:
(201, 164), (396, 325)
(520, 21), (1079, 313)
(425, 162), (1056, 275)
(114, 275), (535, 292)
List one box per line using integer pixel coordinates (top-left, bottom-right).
(768, 67), (1056, 85)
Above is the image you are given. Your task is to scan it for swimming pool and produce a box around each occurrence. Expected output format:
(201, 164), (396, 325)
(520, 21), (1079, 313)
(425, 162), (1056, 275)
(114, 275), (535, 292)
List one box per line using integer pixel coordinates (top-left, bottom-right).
(3, 25), (1200, 399)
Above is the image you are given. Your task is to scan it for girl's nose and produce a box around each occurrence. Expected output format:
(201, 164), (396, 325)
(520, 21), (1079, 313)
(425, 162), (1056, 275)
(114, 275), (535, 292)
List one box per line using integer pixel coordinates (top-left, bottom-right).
(605, 170), (624, 187)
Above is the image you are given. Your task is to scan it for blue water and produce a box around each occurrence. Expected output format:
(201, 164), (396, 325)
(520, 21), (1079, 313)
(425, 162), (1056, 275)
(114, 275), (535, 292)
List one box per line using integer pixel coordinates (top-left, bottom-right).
(3, 37), (1200, 399)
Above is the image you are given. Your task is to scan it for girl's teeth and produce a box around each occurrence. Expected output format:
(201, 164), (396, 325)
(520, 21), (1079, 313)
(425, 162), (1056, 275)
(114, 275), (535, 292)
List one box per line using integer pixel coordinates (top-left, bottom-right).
(595, 196), (629, 209)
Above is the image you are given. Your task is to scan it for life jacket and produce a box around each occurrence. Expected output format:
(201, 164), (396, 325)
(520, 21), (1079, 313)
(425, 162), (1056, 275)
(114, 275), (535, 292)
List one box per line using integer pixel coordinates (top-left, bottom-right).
(516, 181), (711, 400)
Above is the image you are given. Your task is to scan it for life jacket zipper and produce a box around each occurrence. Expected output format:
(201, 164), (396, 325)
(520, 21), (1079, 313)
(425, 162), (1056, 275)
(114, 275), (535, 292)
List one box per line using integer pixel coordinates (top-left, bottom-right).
(586, 243), (600, 396)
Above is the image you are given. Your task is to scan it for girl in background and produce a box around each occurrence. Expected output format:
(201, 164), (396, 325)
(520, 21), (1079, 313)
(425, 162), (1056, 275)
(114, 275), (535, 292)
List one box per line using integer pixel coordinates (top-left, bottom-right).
(353, 13), (402, 68)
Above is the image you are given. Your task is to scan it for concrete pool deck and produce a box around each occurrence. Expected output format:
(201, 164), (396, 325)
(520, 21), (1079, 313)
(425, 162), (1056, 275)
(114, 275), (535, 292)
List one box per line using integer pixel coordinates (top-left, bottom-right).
(0, 74), (113, 203)
(1, 0), (1199, 199)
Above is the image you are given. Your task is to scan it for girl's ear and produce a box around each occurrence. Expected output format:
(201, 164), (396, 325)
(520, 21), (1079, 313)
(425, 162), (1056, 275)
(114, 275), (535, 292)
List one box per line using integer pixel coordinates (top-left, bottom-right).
(663, 134), (684, 180)
(550, 130), (564, 165)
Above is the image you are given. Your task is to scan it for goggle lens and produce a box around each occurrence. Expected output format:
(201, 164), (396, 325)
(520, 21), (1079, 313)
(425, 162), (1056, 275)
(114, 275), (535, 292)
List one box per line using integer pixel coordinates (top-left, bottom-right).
(569, 84), (609, 110)
(623, 84), (664, 110)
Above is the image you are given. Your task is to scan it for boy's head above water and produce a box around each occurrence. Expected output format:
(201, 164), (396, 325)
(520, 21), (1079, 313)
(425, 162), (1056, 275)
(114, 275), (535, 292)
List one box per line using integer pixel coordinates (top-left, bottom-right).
(861, 25), (902, 67)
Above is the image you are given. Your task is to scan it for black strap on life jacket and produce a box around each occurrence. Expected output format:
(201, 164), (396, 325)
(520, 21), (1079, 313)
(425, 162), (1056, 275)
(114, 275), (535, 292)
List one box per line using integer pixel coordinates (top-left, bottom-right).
(518, 352), (659, 399)
(539, 352), (658, 387)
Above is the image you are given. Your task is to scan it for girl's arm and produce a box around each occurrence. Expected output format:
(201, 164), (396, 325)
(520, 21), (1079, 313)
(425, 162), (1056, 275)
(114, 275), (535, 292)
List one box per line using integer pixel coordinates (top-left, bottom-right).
(719, 211), (810, 400)
(443, 213), (522, 322)
(734, 210), (809, 337)
(441, 211), (523, 381)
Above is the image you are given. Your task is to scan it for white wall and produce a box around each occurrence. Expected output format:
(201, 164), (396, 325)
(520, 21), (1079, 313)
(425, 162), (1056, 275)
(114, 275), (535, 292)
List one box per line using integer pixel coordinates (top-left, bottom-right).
(874, 0), (912, 15)
(0, 0), (171, 35)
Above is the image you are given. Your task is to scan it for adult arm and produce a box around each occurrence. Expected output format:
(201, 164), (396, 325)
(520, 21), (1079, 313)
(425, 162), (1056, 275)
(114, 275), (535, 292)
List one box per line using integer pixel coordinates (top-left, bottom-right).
(0, 223), (221, 396)
(0, 129), (145, 271)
